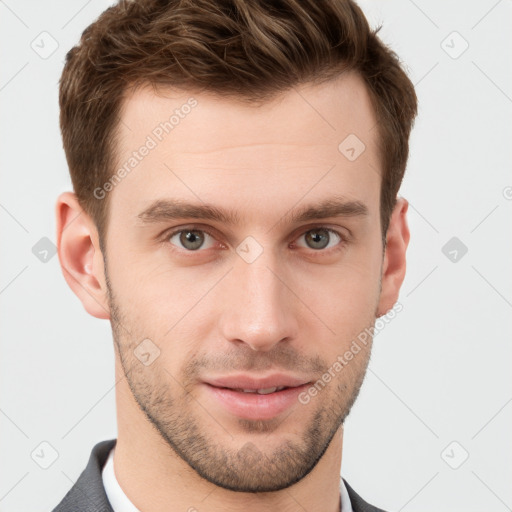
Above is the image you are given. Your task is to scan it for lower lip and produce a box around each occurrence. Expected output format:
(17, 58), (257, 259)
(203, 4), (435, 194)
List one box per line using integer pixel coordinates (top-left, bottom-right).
(202, 383), (310, 421)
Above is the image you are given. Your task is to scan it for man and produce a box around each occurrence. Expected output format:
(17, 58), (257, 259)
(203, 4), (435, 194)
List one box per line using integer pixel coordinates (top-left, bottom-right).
(53, 0), (417, 510)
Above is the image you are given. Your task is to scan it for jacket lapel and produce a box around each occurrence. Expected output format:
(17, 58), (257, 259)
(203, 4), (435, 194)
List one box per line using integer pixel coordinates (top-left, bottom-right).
(52, 439), (117, 512)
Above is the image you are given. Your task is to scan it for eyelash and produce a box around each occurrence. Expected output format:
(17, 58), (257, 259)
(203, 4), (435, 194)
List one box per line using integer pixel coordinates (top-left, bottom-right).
(160, 224), (348, 255)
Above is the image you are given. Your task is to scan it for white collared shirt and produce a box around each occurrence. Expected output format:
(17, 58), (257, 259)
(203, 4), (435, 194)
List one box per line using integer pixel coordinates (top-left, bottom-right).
(102, 446), (141, 512)
(102, 446), (353, 512)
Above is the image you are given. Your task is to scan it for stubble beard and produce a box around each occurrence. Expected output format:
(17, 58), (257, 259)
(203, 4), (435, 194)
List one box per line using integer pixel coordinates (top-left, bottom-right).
(105, 271), (373, 492)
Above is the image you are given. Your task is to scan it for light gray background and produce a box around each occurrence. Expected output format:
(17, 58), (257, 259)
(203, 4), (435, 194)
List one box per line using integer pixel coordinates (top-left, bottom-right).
(1, 1), (511, 511)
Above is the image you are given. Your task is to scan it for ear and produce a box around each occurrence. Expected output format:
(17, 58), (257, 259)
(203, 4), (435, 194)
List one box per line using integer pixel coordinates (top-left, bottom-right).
(376, 197), (410, 317)
(55, 192), (110, 319)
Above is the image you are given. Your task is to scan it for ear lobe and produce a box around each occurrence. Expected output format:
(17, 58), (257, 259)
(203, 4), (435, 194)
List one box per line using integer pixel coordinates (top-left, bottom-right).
(55, 192), (110, 320)
(376, 197), (410, 317)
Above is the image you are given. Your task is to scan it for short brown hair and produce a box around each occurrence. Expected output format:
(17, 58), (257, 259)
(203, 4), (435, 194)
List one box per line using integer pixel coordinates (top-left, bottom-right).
(59, 0), (417, 243)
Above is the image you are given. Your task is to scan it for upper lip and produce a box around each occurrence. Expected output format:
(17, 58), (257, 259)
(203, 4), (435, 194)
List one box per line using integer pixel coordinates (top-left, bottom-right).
(203, 374), (311, 390)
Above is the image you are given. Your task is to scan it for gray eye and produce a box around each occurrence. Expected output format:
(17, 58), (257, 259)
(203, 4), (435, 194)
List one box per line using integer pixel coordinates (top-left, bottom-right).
(170, 229), (214, 251)
(300, 228), (341, 250)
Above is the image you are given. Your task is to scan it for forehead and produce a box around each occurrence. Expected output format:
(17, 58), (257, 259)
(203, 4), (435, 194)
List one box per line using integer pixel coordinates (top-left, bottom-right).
(110, 73), (381, 223)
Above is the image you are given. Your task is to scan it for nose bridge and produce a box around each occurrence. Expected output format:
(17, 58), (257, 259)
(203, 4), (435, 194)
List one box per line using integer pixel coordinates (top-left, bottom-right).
(219, 245), (297, 351)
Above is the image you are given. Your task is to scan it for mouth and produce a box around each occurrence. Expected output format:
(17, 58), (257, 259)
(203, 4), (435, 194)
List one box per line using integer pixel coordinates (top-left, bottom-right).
(216, 385), (293, 394)
(201, 375), (312, 420)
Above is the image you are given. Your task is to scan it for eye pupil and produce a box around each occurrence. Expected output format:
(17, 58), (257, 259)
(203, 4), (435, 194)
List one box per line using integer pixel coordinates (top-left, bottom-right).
(180, 230), (204, 250)
(305, 229), (330, 250)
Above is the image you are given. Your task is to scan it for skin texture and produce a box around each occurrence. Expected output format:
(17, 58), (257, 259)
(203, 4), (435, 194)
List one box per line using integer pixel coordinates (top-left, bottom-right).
(56, 72), (410, 512)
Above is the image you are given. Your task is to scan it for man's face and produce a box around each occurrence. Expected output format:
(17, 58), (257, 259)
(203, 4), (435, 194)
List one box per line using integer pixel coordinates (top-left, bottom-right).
(104, 73), (385, 492)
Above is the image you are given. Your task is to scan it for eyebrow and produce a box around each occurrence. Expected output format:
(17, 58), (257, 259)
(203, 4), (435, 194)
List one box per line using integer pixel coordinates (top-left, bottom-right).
(137, 196), (368, 227)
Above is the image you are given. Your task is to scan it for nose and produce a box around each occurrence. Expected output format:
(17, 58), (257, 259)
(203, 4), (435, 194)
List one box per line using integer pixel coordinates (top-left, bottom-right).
(218, 250), (299, 352)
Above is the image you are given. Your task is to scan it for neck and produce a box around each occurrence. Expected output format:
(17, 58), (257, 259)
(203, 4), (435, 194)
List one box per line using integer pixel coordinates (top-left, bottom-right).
(113, 363), (343, 512)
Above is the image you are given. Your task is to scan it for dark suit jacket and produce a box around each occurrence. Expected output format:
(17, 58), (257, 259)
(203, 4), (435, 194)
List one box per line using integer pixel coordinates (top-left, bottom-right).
(52, 439), (387, 512)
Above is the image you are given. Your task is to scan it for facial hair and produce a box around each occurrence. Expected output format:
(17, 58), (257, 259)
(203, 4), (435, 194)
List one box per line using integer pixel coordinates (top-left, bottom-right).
(105, 265), (374, 493)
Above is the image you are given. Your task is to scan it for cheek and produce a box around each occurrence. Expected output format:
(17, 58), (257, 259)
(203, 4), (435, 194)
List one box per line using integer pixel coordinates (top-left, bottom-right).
(296, 249), (382, 342)
(107, 246), (220, 348)
(296, 213), (382, 299)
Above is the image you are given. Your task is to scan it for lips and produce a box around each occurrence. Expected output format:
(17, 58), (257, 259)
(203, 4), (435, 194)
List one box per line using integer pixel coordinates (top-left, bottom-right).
(201, 374), (312, 420)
